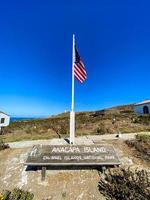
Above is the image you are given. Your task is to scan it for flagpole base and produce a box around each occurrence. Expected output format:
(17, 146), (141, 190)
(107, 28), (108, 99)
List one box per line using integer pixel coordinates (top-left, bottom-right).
(70, 111), (75, 145)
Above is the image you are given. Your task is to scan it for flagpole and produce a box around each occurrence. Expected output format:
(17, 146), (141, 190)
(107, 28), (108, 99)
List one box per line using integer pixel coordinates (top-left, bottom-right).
(70, 34), (75, 144)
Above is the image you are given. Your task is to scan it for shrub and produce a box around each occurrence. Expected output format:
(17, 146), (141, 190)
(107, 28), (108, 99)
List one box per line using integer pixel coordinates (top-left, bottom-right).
(0, 139), (9, 151)
(96, 122), (109, 135)
(98, 168), (150, 200)
(0, 188), (34, 200)
(133, 115), (150, 125)
(126, 134), (150, 162)
(136, 134), (150, 142)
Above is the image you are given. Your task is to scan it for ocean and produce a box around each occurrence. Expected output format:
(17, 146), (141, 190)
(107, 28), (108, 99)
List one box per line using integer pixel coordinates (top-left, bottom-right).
(10, 117), (36, 122)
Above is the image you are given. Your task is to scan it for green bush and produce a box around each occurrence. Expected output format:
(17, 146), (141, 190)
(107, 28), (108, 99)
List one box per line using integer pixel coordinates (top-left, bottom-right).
(136, 134), (150, 142)
(99, 168), (150, 200)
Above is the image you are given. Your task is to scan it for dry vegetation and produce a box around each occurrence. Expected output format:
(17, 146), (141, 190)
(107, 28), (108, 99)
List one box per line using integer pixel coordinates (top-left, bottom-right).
(0, 139), (9, 151)
(0, 188), (34, 200)
(99, 168), (150, 200)
(98, 134), (150, 199)
(1, 104), (150, 142)
(126, 133), (150, 162)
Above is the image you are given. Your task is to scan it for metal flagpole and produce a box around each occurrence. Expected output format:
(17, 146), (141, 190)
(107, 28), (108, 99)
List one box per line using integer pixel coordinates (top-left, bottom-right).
(70, 34), (75, 144)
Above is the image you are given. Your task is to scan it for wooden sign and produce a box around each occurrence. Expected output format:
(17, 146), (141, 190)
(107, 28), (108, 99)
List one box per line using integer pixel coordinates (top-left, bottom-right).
(25, 145), (120, 166)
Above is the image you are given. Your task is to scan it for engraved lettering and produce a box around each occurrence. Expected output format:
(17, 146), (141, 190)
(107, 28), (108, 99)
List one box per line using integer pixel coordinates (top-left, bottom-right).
(52, 147), (80, 153)
(84, 146), (106, 153)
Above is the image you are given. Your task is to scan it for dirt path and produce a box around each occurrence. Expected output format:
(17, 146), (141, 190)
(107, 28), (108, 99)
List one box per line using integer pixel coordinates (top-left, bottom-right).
(8, 132), (150, 149)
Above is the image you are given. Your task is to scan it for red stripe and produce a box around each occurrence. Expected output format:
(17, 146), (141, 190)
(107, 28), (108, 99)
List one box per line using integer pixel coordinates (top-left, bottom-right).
(74, 68), (85, 82)
(74, 72), (84, 83)
(80, 60), (85, 68)
(74, 64), (87, 79)
(74, 75), (83, 83)
(74, 68), (84, 83)
(74, 66), (87, 82)
(74, 64), (87, 78)
(77, 62), (87, 75)
(74, 73), (83, 83)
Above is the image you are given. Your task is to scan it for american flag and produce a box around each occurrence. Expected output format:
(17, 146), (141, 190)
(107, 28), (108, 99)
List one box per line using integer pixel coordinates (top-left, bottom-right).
(74, 47), (87, 83)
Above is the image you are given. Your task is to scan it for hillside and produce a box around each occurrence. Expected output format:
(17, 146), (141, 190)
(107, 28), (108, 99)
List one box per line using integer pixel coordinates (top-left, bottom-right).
(1, 104), (150, 142)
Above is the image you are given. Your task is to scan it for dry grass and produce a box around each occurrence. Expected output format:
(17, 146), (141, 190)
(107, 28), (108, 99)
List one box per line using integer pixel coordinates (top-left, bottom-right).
(1, 104), (150, 142)
(126, 133), (150, 162)
(0, 131), (57, 143)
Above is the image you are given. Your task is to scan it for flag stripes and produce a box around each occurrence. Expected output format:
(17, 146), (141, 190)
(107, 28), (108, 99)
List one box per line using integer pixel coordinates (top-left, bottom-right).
(74, 47), (87, 83)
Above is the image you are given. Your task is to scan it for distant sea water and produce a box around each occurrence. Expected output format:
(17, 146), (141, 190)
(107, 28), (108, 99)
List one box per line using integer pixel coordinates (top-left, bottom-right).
(10, 117), (36, 122)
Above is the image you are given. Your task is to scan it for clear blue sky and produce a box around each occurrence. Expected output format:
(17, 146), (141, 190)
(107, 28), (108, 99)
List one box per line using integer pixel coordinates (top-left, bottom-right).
(0, 0), (150, 117)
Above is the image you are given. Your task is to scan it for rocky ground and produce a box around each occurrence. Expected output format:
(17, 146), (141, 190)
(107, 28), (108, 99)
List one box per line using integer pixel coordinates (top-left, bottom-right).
(0, 134), (150, 200)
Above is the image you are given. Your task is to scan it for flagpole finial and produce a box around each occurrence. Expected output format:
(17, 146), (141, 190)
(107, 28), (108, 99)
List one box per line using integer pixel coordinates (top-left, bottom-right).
(73, 33), (75, 39)
(73, 34), (75, 48)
